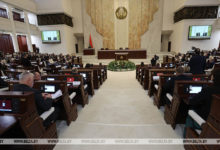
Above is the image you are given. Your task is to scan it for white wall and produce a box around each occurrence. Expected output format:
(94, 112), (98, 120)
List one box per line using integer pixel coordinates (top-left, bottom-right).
(114, 0), (129, 49)
(0, 17), (12, 32)
(31, 25), (75, 55)
(162, 0), (174, 31)
(1, 0), (37, 13)
(170, 19), (220, 53)
(169, 20), (184, 53)
(35, 0), (63, 14)
(62, 0), (73, 17)
(181, 19), (220, 53)
(141, 0), (163, 53)
(185, 0), (220, 6)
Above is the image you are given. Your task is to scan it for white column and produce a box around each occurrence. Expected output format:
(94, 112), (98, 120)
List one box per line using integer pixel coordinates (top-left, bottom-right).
(8, 5), (19, 52)
(24, 11), (33, 52)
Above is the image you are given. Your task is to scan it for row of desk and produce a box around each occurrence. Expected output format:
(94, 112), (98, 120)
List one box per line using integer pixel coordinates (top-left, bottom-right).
(83, 49), (147, 59)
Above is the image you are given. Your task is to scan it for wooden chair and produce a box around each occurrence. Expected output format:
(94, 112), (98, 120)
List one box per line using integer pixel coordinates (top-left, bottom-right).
(0, 91), (57, 150)
(164, 81), (213, 129)
(34, 81), (77, 125)
(78, 69), (95, 96)
(184, 95), (220, 150)
(42, 74), (89, 106)
(148, 68), (175, 97)
(154, 74), (211, 109)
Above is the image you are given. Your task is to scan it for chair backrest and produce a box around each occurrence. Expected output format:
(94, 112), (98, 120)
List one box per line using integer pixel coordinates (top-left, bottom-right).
(206, 94), (220, 132)
(0, 91), (46, 138)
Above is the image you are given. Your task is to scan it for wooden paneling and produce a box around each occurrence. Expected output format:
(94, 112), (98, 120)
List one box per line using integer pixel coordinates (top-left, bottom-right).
(0, 7), (8, 19)
(98, 49), (147, 59)
(17, 35), (28, 52)
(0, 34), (14, 54)
(174, 6), (218, 23)
(37, 13), (73, 27)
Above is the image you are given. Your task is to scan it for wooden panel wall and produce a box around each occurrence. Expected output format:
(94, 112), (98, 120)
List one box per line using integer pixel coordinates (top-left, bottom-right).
(174, 6), (218, 23)
(37, 13), (73, 27)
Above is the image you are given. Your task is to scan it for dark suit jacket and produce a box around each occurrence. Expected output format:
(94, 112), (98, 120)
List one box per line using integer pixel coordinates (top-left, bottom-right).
(163, 75), (192, 95)
(189, 55), (206, 74)
(21, 58), (31, 67)
(0, 78), (8, 88)
(13, 84), (53, 115)
(189, 85), (220, 120)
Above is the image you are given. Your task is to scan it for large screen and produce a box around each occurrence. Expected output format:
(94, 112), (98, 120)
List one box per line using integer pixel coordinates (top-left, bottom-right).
(41, 30), (61, 43)
(188, 25), (212, 40)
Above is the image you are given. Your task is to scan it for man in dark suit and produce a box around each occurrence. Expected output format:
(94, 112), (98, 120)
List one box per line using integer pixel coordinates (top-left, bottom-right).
(13, 72), (59, 127)
(151, 55), (159, 66)
(188, 50), (206, 74)
(184, 69), (220, 137)
(21, 54), (32, 67)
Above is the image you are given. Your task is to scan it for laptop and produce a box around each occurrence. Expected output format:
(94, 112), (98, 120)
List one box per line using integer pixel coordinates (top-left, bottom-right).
(47, 77), (55, 81)
(44, 85), (56, 93)
(189, 85), (202, 94)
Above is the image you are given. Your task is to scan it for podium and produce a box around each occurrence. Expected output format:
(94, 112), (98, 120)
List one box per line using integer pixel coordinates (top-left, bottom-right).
(115, 52), (128, 61)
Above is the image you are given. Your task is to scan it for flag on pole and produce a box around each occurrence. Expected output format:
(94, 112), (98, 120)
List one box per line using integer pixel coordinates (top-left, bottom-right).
(89, 34), (93, 48)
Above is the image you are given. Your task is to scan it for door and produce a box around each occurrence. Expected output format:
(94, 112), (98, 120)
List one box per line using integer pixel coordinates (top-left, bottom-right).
(17, 35), (28, 52)
(0, 34), (14, 54)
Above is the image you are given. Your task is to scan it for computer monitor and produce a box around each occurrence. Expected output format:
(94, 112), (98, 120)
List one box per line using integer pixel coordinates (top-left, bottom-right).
(47, 77), (55, 81)
(44, 85), (56, 93)
(0, 99), (12, 112)
(189, 85), (202, 94)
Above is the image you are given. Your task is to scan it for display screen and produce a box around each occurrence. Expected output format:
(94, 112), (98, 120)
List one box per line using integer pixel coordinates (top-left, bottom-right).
(189, 85), (202, 94)
(0, 99), (12, 112)
(47, 77), (55, 81)
(44, 85), (55, 93)
(41, 30), (61, 43)
(188, 25), (212, 40)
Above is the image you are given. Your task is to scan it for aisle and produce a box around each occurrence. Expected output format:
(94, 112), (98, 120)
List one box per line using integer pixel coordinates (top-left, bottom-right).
(55, 71), (184, 150)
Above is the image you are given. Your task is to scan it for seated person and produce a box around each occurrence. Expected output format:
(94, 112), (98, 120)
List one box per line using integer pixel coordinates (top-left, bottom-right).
(21, 54), (31, 67)
(71, 67), (86, 85)
(162, 66), (191, 105)
(13, 72), (59, 127)
(183, 69), (220, 137)
(0, 77), (8, 88)
(34, 72), (41, 81)
(206, 56), (215, 69)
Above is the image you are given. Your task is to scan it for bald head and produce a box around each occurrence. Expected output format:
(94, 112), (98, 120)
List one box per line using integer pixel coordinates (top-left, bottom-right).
(19, 72), (34, 88)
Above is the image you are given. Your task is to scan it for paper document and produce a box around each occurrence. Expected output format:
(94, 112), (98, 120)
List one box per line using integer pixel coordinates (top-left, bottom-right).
(51, 89), (63, 99)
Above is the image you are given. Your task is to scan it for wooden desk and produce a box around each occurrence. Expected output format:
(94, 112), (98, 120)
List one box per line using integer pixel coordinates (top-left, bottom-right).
(115, 53), (128, 61)
(98, 49), (147, 59)
(0, 116), (17, 136)
(83, 48), (95, 55)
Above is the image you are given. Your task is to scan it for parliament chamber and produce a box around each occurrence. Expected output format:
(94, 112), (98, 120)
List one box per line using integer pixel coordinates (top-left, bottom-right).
(0, 0), (220, 150)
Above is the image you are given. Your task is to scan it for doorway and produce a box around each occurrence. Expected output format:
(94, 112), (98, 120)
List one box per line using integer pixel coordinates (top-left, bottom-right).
(17, 35), (28, 52)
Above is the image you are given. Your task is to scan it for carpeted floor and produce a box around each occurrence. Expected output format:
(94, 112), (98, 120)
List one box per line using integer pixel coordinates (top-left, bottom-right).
(54, 71), (184, 150)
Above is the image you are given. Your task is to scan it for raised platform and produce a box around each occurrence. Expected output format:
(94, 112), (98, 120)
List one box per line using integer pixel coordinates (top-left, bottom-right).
(98, 49), (147, 59)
